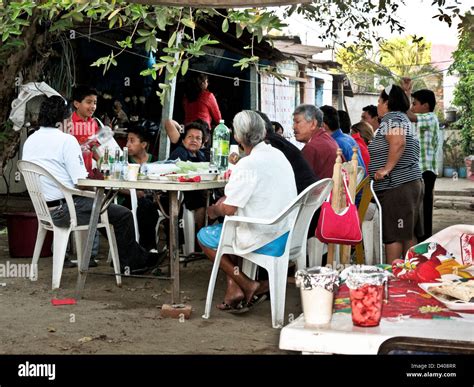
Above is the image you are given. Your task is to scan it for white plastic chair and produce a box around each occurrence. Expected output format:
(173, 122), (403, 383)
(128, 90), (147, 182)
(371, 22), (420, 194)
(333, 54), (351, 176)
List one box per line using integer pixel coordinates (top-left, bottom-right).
(362, 180), (383, 264)
(182, 204), (195, 256)
(202, 178), (333, 328)
(18, 160), (122, 289)
(130, 189), (140, 242)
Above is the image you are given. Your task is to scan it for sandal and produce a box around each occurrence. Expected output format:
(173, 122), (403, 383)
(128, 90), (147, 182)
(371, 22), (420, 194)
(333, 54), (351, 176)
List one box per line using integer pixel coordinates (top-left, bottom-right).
(216, 300), (245, 313)
(228, 294), (268, 315)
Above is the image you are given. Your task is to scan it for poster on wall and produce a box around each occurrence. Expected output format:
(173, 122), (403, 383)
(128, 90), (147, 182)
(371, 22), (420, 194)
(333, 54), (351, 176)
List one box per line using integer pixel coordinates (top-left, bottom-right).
(261, 74), (293, 139)
(260, 74), (304, 148)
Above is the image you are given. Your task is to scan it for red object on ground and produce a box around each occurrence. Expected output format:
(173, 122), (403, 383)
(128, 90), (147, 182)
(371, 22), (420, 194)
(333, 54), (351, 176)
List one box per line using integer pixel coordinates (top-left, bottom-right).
(51, 298), (77, 306)
(5, 212), (53, 258)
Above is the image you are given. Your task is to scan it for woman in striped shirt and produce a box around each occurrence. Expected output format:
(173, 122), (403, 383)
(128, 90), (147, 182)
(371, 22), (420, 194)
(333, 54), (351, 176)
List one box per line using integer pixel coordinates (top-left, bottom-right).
(368, 84), (423, 263)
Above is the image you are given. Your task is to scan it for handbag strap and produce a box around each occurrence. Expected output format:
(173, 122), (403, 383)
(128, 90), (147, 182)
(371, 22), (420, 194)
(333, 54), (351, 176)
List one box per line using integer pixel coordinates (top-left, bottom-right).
(325, 168), (354, 205)
(341, 168), (355, 206)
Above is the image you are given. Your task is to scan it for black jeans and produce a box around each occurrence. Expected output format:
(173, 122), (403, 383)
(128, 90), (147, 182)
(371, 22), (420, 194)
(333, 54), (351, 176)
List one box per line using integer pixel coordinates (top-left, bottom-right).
(136, 197), (159, 251)
(50, 196), (148, 271)
(420, 171), (437, 241)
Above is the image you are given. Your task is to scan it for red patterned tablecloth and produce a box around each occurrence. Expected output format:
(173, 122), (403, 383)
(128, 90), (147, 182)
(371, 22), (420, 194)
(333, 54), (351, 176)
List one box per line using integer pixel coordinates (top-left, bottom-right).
(334, 279), (474, 319)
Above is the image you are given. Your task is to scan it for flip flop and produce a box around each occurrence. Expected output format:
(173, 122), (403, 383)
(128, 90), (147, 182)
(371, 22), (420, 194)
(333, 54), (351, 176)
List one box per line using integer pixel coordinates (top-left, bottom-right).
(217, 300), (245, 313)
(229, 293), (268, 315)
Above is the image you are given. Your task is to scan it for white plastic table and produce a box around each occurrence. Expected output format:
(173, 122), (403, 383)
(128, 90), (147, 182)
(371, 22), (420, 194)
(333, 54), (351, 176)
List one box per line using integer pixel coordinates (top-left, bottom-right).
(75, 178), (226, 303)
(279, 312), (474, 354)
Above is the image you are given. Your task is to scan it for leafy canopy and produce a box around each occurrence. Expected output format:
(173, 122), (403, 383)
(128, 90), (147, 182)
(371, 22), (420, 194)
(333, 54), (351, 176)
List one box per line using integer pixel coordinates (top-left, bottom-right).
(0, 0), (468, 104)
(450, 12), (474, 155)
(337, 36), (437, 92)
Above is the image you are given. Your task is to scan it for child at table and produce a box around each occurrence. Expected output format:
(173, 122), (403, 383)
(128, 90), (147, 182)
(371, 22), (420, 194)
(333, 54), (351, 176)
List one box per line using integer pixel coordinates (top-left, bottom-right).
(119, 122), (159, 252)
(70, 85), (101, 267)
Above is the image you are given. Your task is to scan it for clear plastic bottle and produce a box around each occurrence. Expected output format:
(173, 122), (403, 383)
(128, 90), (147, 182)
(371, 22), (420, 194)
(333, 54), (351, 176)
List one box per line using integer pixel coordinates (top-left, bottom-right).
(140, 162), (148, 177)
(100, 146), (110, 179)
(212, 120), (230, 171)
(121, 146), (129, 180)
(112, 148), (122, 180)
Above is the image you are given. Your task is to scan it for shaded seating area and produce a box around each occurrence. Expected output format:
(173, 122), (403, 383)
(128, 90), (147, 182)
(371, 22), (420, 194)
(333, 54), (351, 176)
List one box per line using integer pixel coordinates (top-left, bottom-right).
(18, 160), (122, 289)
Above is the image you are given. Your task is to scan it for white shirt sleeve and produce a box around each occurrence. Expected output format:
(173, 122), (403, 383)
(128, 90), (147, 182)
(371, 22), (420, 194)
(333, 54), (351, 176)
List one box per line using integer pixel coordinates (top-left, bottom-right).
(63, 135), (88, 184)
(224, 162), (258, 208)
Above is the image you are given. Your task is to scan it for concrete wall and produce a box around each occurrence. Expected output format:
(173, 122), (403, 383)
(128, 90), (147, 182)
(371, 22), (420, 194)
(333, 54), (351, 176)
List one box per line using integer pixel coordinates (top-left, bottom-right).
(345, 92), (379, 126)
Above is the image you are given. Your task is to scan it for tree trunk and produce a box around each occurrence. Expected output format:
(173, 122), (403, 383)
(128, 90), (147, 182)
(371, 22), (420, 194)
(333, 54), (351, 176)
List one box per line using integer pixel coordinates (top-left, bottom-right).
(0, 15), (51, 176)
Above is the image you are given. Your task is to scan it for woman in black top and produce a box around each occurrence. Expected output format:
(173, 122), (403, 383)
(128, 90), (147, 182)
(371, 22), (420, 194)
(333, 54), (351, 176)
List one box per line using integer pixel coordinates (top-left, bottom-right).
(368, 84), (423, 263)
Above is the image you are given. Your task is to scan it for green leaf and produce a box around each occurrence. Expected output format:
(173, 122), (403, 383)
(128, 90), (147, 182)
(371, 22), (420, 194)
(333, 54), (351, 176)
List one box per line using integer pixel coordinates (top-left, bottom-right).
(222, 18), (229, 33)
(160, 56), (174, 62)
(168, 31), (177, 48)
(137, 29), (150, 37)
(149, 36), (157, 51)
(108, 8), (121, 21)
(181, 59), (189, 76)
(181, 18), (195, 29)
(135, 36), (148, 44)
(140, 69), (153, 76)
(109, 15), (117, 29)
(11, 9), (21, 20)
(156, 12), (167, 31)
(236, 23), (243, 39)
(71, 12), (84, 23)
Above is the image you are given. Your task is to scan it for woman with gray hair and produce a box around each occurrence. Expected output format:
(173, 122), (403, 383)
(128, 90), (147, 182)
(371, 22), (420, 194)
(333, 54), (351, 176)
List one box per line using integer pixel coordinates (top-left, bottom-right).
(197, 110), (297, 313)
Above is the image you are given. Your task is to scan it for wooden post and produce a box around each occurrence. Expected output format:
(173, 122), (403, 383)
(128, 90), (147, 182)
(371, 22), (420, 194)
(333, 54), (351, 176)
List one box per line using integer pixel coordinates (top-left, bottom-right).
(158, 31), (183, 161)
(327, 148), (343, 266)
(250, 66), (259, 111)
(340, 147), (359, 265)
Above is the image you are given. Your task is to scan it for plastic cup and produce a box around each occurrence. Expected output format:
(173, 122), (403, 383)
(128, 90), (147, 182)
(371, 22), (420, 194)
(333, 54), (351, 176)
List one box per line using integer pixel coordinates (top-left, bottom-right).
(127, 164), (140, 181)
(295, 266), (339, 326)
(346, 266), (386, 327)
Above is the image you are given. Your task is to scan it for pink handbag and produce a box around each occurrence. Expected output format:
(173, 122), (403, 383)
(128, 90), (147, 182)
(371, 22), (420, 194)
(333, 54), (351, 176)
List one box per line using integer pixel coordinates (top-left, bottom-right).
(316, 170), (362, 245)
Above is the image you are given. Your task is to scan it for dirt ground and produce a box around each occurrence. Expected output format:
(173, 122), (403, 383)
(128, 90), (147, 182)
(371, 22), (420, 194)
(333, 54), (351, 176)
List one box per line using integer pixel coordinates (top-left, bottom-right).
(0, 207), (469, 355)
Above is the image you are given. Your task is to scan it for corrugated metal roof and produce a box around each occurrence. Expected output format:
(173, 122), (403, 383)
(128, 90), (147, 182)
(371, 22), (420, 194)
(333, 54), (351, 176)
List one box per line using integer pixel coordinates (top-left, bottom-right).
(272, 40), (326, 58)
(308, 58), (341, 69)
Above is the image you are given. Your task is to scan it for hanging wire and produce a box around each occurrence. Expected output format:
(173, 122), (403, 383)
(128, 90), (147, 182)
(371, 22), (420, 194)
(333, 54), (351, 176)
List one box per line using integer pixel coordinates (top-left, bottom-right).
(60, 30), (470, 93)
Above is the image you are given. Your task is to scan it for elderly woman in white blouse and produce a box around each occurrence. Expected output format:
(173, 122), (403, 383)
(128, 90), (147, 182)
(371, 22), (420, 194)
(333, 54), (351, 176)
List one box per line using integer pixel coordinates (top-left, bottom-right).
(198, 110), (297, 313)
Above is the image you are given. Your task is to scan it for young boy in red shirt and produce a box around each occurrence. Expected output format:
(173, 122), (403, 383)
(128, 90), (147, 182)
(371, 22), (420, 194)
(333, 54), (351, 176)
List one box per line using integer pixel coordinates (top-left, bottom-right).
(68, 85), (101, 267)
(71, 86), (100, 164)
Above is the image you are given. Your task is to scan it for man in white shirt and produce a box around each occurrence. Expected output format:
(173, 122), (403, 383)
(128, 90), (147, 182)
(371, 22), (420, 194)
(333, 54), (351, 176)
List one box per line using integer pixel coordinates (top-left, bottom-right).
(22, 96), (157, 273)
(198, 110), (297, 313)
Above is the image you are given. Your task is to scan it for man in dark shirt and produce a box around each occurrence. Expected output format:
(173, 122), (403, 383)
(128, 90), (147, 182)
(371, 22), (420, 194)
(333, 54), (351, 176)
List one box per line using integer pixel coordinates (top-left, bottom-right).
(255, 111), (318, 194)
